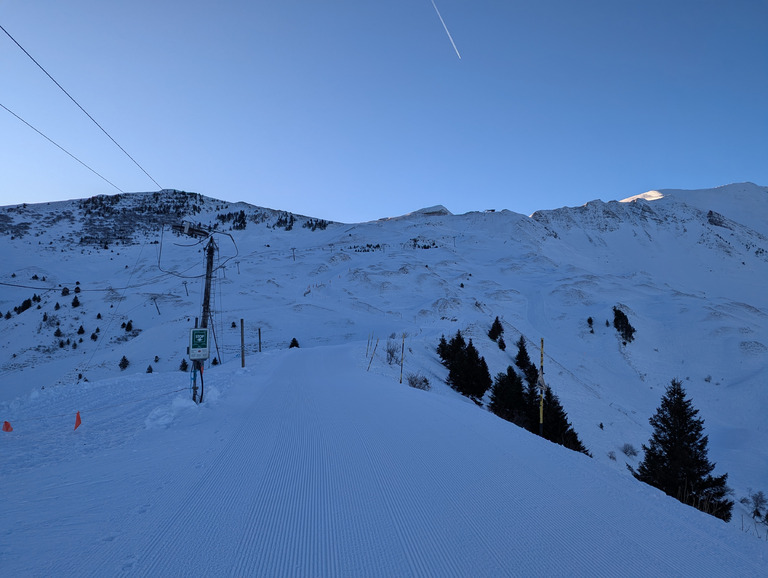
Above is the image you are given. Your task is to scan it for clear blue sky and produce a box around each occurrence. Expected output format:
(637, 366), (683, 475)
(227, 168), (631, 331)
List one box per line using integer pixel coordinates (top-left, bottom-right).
(1, 1), (766, 222)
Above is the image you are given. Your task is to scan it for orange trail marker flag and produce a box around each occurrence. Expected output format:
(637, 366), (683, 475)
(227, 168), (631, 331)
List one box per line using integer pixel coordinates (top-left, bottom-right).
(2, 421), (12, 432)
(74, 411), (82, 430)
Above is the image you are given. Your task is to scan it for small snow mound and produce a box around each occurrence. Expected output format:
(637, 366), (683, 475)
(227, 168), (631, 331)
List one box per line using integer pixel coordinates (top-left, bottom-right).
(145, 396), (196, 429)
(620, 190), (665, 203)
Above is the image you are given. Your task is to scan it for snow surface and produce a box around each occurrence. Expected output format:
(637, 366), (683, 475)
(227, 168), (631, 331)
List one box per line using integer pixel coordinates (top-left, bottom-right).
(1, 184), (767, 574)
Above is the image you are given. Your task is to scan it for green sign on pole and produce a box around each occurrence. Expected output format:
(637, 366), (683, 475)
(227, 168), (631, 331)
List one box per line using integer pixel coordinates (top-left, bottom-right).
(189, 328), (210, 360)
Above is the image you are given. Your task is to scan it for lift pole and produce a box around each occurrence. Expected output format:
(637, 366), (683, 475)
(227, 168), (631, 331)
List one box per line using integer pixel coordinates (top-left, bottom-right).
(173, 222), (217, 404)
(201, 237), (216, 331)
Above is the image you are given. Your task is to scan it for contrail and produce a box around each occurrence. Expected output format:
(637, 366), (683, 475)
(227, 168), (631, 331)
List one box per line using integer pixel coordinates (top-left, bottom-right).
(430, 0), (461, 60)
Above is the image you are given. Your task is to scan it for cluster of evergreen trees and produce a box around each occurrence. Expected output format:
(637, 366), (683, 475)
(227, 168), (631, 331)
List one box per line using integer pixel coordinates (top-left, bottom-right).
(436, 331), (491, 402)
(612, 306), (636, 343)
(302, 218), (329, 231)
(437, 328), (589, 456)
(216, 210), (248, 230)
(489, 336), (590, 455)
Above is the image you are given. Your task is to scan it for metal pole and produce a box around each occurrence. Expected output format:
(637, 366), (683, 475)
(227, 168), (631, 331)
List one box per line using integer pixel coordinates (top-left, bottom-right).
(192, 317), (199, 403)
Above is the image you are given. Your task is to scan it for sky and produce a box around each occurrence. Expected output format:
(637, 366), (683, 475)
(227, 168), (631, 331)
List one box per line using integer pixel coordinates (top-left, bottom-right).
(1, 0), (766, 222)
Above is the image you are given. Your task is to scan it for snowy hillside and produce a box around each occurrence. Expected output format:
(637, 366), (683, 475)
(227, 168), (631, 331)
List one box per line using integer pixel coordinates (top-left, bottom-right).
(1, 184), (767, 574)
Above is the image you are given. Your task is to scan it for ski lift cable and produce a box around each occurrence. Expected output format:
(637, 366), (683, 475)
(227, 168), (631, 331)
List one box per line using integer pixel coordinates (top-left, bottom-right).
(0, 24), (162, 190)
(0, 101), (124, 193)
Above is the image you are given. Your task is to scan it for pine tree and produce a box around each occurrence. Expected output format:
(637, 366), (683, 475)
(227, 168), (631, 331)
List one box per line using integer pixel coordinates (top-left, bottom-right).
(514, 335), (539, 386)
(119, 355), (130, 371)
(179, 358), (189, 371)
(445, 330), (467, 371)
(631, 379), (733, 522)
(541, 387), (590, 456)
(488, 316), (504, 342)
(441, 332), (491, 401)
(462, 339), (491, 399)
(489, 366), (526, 426)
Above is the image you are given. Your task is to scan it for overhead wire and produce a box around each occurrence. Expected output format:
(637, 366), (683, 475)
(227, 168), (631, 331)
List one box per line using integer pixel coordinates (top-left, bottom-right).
(0, 102), (124, 193)
(0, 23), (162, 190)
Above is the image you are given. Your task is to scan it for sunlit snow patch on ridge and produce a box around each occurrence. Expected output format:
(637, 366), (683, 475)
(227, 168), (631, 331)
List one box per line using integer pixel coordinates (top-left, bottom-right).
(620, 190), (665, 203)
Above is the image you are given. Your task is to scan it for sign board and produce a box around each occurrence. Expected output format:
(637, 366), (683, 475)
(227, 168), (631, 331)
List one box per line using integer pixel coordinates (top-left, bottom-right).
(189, 328), (210, 360)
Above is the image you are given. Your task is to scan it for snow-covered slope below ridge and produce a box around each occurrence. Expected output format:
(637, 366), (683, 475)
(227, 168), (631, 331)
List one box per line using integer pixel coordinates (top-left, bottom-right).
(1, 183), (767, 528)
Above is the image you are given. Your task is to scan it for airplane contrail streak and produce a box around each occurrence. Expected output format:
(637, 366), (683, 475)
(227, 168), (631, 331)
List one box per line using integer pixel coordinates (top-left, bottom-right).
(430, 0), (461, 60)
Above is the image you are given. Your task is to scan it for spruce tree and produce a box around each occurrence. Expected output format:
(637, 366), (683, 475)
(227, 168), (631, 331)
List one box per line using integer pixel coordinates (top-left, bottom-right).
(436, 334), (449, 362)
(445, 330), (467, 371)
(489, 366), (526, 426)
(514, 335), (539, 387)
(488, 316), (504, 342)
(541, 387), (590, 456)
(631, 379), (733, 522)
(462, 339), (491, 399)
(441, 332), (491, 401)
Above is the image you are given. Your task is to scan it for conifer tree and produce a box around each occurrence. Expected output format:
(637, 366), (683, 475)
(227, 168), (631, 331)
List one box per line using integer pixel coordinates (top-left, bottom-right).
(488, 316), (504, 342)
(462, 339), (492, 399)
(440, 331), (491, 401)
(541, 387), (590, 456)
(445, 330), (466, 371)
(489, 366), (526, 426)
(514, 335), (539, 386)
(631, 379), (733, 522)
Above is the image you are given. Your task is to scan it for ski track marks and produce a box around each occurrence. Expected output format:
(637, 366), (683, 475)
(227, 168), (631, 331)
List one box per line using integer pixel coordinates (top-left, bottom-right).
(5, 346), (767, 576)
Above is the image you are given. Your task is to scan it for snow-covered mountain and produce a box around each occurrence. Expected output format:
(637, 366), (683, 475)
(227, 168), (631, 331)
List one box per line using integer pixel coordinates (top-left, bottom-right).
(2, 183), (767, 574)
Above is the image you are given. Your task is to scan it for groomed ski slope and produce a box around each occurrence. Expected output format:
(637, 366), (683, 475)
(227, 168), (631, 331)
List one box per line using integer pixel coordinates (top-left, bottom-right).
(2, 344), (765, 576)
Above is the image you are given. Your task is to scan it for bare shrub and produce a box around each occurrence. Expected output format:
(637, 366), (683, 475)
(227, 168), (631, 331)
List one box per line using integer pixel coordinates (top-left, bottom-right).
(406, 372), (430, 391)
(385, 339), (400, 365)
(621, 442), (638, 457)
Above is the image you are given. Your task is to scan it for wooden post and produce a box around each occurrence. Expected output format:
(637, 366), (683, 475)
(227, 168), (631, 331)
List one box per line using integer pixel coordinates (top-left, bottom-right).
(367, 339), (379, 371)
(399, 334), (405, 384)
(258, 327), (262, 353)
(240, 318), (245, 368)
(539, 338), (545, 436)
